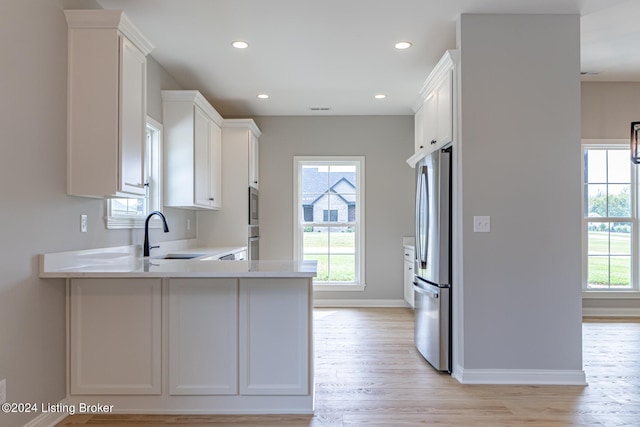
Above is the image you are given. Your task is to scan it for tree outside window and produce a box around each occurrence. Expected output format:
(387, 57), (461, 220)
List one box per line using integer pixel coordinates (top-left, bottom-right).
(583, 146), (635, 290)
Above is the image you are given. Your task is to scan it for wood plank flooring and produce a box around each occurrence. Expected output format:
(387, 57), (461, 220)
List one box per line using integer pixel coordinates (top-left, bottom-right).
(56, 309), (640, 426)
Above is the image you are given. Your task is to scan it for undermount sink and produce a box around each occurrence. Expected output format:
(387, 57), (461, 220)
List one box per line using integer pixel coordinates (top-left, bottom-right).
(153, 253), (206, 260)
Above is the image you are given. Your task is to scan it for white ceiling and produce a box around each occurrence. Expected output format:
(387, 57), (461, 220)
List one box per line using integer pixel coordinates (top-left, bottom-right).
(96, 0), (640, 117)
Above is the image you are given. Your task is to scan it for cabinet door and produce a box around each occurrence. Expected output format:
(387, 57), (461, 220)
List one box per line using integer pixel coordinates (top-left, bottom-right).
(208, 121), (222, 209)
(249, 132), (259, 189)
(70, 279), (161, 395)
(194, 106), (212, 208)
(414, 103), (425, 153)
(169, 279), (238, 395)
(239, 279), (310, 395)
(118, 36), (147, 196)
(423, 91), (438, 149)
(435, 69), (453, 146)
(404, 260), (415, 308)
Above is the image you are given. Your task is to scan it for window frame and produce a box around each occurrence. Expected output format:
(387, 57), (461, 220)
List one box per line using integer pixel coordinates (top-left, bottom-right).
(581, 139), (640, 298)
(293, 156), (366, 291)
(105, 116), (163, 229)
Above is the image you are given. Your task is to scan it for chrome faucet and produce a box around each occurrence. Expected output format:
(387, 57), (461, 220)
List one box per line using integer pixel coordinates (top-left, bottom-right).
(144, 211), (170, 257)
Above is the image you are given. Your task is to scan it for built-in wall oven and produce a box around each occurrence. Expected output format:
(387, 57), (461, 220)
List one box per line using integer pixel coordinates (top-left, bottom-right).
(249, 187), (259, 226)
(248, 187), (259, 260)
(248, 226), (259, 260)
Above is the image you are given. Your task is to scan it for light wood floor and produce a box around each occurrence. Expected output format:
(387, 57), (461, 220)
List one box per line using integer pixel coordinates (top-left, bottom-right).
(56, 309), (640, 426)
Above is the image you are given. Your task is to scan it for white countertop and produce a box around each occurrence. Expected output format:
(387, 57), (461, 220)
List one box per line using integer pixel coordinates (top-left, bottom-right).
(39, 245), (317, 279)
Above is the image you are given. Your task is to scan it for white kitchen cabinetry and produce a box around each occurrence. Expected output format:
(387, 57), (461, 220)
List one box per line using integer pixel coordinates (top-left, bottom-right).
(65, 10), (154, 198)
(69, 278), (161, 395)
(403, 245), (415, 308)
(409, 50), (456, 166)
(198, 120), (262, 249)
(239, 278), (310, 395)
(222, 119), (261, 190)
(162, 90), (223, 210)
(249, 131), (260, 189)
(168, 279), (238, 395)
(414, 103), (425, 154)
(167, 277), (310, 397)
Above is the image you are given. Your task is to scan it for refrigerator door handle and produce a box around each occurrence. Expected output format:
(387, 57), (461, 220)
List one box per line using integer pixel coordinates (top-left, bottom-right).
(413, 282), (439, 298)
(415, 166), (422, 267)
(416, 165), (429, 270)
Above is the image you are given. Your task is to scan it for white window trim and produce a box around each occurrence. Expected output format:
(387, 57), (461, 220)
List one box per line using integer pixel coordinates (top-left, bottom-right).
(106, 116), (164, 229)
(293, 156), (366, 291)
(581, 139), (640, 295)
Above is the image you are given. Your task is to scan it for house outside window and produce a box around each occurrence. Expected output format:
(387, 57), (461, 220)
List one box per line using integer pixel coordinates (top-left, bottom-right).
(106, 117), (163, 229)
(294, 156), (365, 290)
(582, 141), (638, 292)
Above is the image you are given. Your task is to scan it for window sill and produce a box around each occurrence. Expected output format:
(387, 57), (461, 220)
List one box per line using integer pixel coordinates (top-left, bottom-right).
(313, 283), (366, 292)
(583, 291), (640, 299)
(105, 216), (163, 230)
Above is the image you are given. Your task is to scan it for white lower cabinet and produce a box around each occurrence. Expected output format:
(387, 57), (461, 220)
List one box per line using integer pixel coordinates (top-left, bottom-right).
(239, 279), (310, 395)
(168, 278), (238, 395)
(69, 279), (161, 395)
(67, 276), (313, 412)
(403, 246), (416, 308)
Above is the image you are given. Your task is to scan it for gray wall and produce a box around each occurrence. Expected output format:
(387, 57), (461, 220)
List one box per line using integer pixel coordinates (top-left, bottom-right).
(457, 15), (583, 371)
(582, 82), (640, 139)
(254, 116), (415, 301)
(0, 3), (189, 425)
(581, 81), (640, 313)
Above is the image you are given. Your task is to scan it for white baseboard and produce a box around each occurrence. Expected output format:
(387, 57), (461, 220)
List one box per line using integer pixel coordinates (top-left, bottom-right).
(314, 299), (409, 308)
(456, 369), (587, 385)
(583, 307), (640, 317)
(22, 399), (70, 427)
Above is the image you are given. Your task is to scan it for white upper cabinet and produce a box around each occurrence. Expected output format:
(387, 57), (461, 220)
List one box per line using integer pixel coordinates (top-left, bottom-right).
(222, 119), (261, 190)
(162, 90), (223, 210)
(249, 131), (260, 189)
(65, 10), (154, 198)
(409, 50), (457, 167)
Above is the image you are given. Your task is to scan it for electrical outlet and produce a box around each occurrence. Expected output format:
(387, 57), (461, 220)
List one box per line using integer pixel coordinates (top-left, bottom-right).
(473, 216), (491, 233)
(0, 378), (6, 404)
(80, 214), (88, 233)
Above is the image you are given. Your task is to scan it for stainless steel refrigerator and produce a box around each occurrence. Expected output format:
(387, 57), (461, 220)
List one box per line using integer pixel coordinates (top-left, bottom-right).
(413, 146), (452, 372)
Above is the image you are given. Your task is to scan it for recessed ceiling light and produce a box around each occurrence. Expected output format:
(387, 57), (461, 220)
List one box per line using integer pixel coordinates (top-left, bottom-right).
(374, 94), (386, 99)
(231, 40), (249, 49)
(257, 94), (269, 99)
(395, 41), (412, 50)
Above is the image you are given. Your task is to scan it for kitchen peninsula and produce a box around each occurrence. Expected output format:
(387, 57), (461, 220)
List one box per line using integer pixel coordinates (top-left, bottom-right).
(40, 245), (317, 414)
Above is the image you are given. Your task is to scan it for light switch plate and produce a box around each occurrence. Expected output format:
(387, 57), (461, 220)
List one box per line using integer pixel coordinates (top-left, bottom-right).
(473, 216), (490, 232)
(80, 214), (87, 233)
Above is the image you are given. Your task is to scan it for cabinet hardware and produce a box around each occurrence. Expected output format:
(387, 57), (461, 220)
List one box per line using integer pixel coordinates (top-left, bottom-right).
(125, 182), (145, 188)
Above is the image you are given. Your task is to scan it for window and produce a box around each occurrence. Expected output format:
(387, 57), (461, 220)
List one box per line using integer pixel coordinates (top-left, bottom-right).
(106, 117), (163, 229)
(582, 142), (637, 291)
(294, 157), (365, 290)
(323, 209), (338, 222)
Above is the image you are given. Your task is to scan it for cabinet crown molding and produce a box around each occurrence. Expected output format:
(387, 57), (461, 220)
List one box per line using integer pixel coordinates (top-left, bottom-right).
(413, 49), (458, 112)
(222, 119), (262, 138)
(161, 90), (224, 126)
(64, 9), (154, 56)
